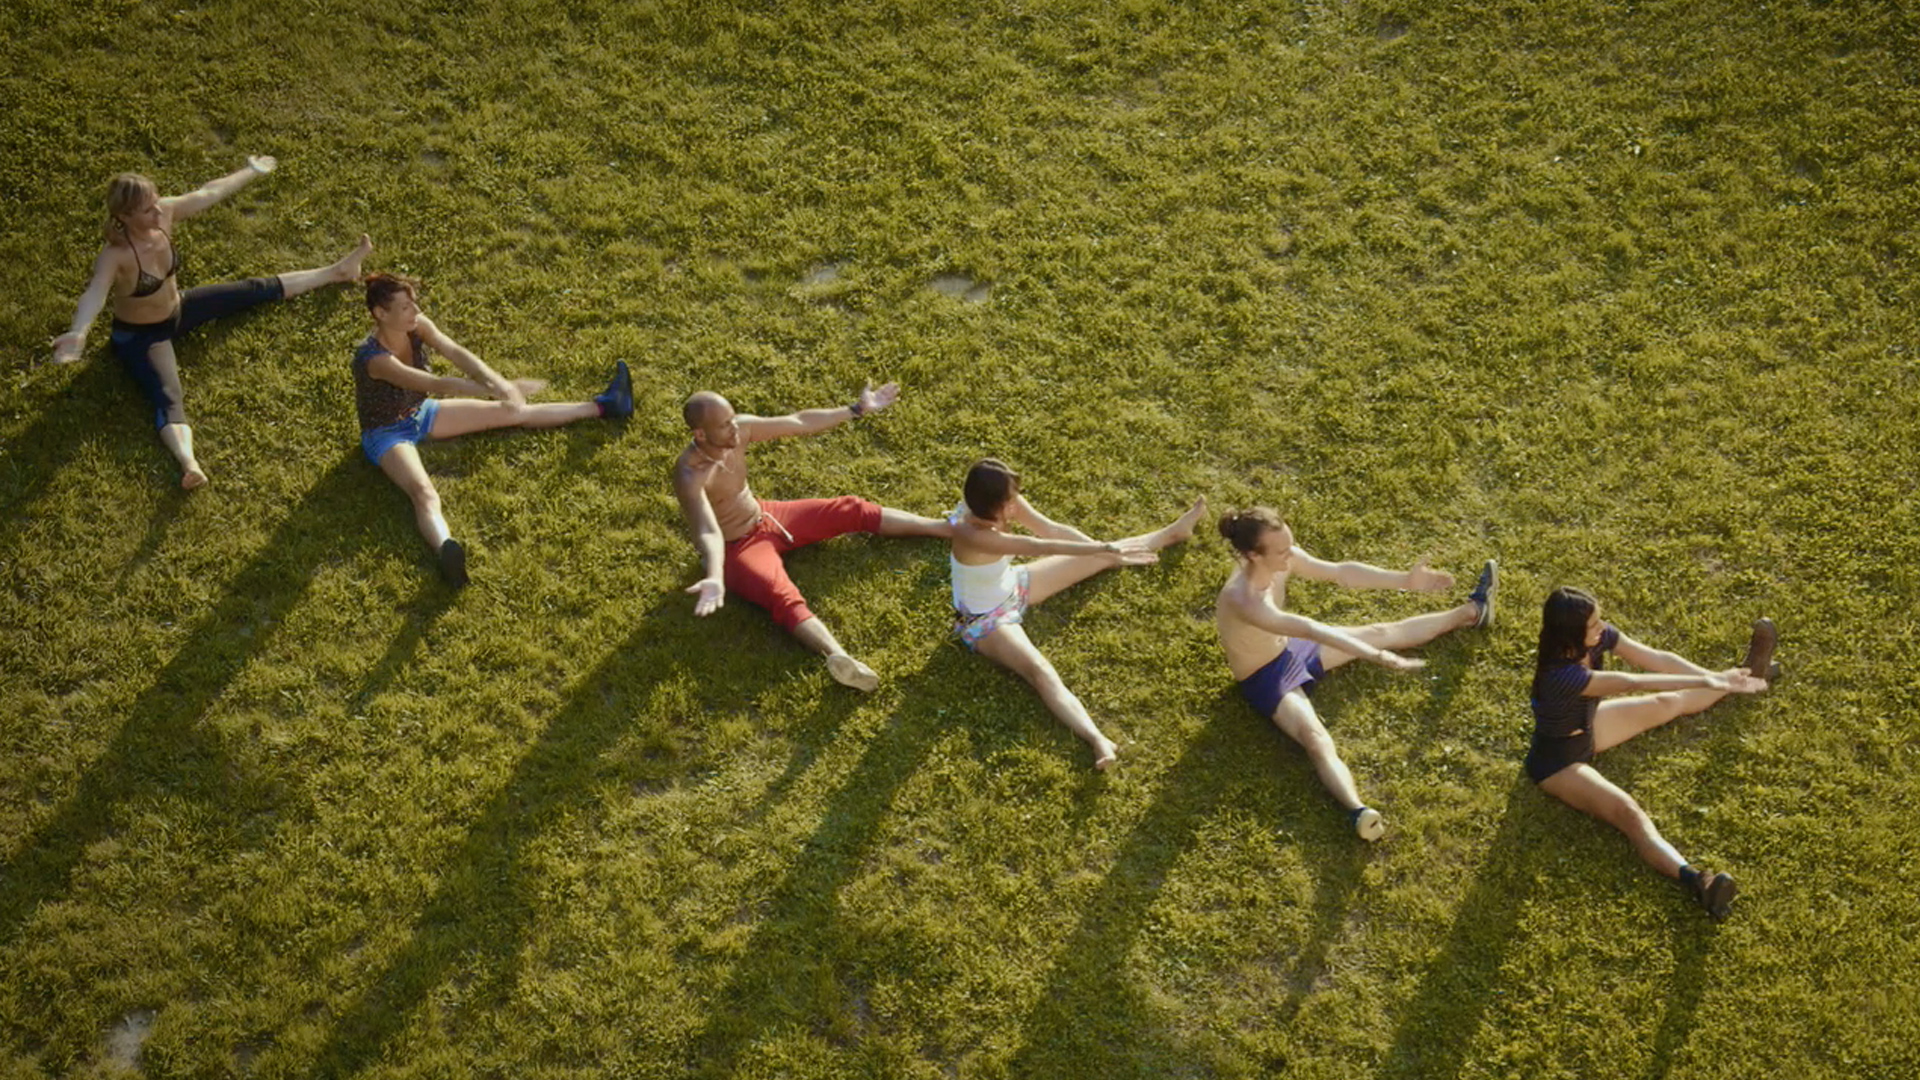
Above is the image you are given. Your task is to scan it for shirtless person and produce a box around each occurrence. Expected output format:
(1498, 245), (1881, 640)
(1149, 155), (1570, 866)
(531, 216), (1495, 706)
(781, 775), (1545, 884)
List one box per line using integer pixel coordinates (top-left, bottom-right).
(1214, 507), (1496, 840)
(673, 382), (950, 690)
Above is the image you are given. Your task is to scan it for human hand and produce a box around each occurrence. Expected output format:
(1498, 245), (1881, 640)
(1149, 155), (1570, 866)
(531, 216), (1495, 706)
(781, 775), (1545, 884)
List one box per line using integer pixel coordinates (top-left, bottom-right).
(857, 381), (900, 416)
(1378, 650), (1426, 673)
(1715, 668), (1768, 693)
(494, 380), (527, 406)
(686, 577), (725, 616)
(1405, 558), (1454, 593)
(511, 377), (548, 399)
(247, 155), (277, 175)
(51, 332), (84, 363)
(1105, 541), (1159, 566)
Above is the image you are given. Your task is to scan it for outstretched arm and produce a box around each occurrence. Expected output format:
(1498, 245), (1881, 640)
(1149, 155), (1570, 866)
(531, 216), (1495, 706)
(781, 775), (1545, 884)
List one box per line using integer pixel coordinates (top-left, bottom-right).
(1286, 545), (1454, 592)
(673, 466), (728, 615)
(164, 155), (276, 220)
(52, 250), (120, 362)
(1611, 631), (1711, 676)
(415, 314), (522, 404)
(741, 380), (898, 442)
(955, 522), (1146, 562)
(1583, 668), (1762, 696)
(1227, 590), (1425, 672)
(1006, 494), (1098, 543)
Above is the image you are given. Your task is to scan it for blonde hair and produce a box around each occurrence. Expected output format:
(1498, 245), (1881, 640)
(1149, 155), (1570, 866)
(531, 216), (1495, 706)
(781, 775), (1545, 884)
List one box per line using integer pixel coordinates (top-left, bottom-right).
(103, 173), (159, 245)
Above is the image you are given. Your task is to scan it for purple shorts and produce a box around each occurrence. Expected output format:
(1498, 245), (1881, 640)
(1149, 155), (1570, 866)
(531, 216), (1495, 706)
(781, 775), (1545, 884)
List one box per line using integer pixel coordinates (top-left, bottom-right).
(1238, 637), (1325, 719)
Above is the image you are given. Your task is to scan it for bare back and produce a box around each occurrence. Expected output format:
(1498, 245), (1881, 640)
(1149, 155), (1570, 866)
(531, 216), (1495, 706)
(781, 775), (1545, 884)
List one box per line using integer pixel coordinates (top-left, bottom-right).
(1215, 565), (1294, 681)
(674, 440), (760, 541)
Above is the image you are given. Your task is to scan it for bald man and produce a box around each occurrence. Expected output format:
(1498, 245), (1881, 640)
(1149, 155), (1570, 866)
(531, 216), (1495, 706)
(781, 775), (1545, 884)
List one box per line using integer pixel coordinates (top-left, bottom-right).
(672, 381), (950, 690)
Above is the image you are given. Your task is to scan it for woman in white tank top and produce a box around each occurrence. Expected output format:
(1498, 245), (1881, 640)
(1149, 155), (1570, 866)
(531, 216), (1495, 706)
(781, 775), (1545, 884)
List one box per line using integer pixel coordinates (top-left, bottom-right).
(947, 457), (1207, 770)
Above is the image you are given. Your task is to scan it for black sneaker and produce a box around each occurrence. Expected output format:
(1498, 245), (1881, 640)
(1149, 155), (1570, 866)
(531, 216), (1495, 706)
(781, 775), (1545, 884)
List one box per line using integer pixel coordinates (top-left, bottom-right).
(1469, 559), (1498, 629)
(438, 538), (469, 587)
(596, 360), (634, 419)
(1742, 618), (1777, 684)
(1689, 870), (1738, 919)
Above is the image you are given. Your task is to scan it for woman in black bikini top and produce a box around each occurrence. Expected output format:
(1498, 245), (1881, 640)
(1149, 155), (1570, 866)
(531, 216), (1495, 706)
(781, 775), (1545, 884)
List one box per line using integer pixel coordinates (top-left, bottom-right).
(50, 157), (372, 489)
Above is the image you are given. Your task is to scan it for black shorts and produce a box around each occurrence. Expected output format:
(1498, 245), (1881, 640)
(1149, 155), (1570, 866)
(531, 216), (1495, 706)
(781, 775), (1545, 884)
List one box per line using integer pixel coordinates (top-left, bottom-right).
(1526, 730), (1594, 784)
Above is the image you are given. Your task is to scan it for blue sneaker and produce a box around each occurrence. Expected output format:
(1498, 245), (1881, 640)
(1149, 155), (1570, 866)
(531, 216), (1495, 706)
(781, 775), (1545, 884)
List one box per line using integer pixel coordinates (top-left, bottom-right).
(1469, 559), (1498, 629)
(596, 360), (633, 419)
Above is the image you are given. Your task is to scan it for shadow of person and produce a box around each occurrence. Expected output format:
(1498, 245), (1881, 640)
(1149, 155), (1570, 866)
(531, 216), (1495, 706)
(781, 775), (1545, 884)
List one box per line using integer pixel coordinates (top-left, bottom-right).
(1, 454), (368, 947)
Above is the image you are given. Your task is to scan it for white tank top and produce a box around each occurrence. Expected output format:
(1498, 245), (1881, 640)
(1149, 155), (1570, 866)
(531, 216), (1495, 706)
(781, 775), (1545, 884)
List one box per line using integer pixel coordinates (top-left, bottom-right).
(947, 504), (1019, 614)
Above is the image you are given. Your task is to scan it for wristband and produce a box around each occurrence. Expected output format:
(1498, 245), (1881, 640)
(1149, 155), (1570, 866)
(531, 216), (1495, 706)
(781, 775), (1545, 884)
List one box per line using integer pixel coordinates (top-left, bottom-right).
(849, 399), (865, 418)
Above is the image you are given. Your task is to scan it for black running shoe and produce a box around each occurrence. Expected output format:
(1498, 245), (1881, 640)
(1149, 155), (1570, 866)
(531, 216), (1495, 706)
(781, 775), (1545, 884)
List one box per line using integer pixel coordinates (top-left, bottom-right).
(1469, 559), (1498, 629)
(596, 360), (634, 419)
(439, 538), (469, 587)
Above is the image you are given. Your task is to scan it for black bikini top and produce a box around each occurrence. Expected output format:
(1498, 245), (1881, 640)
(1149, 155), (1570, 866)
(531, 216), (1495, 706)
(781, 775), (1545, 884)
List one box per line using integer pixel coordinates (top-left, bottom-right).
(129, 231), (181, 298)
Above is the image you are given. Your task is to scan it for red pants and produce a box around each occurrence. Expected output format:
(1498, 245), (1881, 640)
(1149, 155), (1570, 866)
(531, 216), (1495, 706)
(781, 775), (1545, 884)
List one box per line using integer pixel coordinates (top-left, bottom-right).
(723, 496), (883, 631)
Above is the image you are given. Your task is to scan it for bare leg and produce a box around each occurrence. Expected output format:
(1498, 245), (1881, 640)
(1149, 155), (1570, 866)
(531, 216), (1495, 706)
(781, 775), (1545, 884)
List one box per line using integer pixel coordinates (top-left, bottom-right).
(876, 508), (953, 538)
(1271, 691), (1365, 811)
(792, 617), (877, 691)
(1024, 497), (1208, 606)
(428, 398), (600, 439)
(975, 623), (1118, 769)
(1591, 689), (1729, 752)
(276, 234), (374, 298)
(1318, 603), (1480, 670)
(377, 442), (451, 550)
(1538, 763), (1687, 877)
(158, 423), (206, 489)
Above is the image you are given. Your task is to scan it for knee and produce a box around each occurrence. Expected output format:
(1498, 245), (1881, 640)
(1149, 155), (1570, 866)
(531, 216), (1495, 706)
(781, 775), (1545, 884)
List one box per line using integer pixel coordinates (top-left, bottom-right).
(402, 478), (440, 508)
(1600, 792), (1651, 833)
(1297, 727), (1339, 761)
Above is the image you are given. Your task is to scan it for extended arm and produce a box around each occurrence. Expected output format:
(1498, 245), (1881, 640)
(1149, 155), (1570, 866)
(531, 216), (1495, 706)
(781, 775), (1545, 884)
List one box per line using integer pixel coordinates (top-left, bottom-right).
(673, 466), (728, 615)
(163, 155), (276, 220)
(1583, 669), (1748, 696)
(415, 315), (521, 403)
(1007, 495), (1097, 543)
(741, 381), (897, 442)
(52, 251), (120, 361)
(1287, 545), (1454, 592)
(1228, 591), (1424, 671)
(1611, 632), (1711, 677)
(956, 523), (1137, 561)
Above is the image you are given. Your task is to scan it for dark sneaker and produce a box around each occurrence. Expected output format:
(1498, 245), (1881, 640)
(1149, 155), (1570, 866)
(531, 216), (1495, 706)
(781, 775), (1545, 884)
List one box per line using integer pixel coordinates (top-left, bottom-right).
(596, 360), (633, 419)
(438, 538), (469, 587)
(1350, 806), (1386, 842)
(1469, 559), (1498, 629)
(1742, 618), (1777, 684)
(1689, 870), (1738, 919)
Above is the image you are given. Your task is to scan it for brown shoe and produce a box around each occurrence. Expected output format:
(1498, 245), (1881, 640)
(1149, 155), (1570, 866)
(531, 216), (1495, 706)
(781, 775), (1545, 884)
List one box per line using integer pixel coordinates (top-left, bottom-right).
(1741, 618), (1777, 683)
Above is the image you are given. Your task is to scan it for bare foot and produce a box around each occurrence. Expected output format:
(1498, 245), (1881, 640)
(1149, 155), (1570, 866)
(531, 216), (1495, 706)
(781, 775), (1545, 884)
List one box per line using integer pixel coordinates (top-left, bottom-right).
(180, 466), (208, 491)
(826, 653), (879, 693)
(1156, 496), (1208, 548)
(1092, 738), (1119, 771)
(334, 233), (374, 282)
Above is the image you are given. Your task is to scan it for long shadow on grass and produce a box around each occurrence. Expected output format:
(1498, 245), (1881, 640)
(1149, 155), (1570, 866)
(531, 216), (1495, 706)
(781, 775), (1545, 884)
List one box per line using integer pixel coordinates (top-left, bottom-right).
(0, 455), (374, 946)
(302, 594), (831, 1080)
(1377, 776), (1544, 1080)
(1002, 686), (1367, 1079)
(682, 642), (969, 1078)
(0, 360), (128, 536)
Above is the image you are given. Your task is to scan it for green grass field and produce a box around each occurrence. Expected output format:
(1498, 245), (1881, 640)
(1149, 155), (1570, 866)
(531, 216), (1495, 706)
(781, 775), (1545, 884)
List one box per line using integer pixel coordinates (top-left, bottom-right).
(3, 1), (1918, 1076)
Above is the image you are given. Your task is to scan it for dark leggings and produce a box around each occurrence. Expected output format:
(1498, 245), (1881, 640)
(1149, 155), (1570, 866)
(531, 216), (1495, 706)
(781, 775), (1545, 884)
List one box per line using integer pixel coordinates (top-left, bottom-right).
(109, 276), (285, 427)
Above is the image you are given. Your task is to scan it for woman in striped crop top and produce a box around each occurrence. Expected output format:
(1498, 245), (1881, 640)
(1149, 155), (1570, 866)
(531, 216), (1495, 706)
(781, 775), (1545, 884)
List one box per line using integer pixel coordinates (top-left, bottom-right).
(1528, 585), (1776, 919)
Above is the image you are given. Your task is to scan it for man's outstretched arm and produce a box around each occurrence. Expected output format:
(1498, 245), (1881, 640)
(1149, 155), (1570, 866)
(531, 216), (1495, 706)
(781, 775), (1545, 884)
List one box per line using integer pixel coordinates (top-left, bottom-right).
(743, 381), (899, 442)
(673, 465), (728, 615)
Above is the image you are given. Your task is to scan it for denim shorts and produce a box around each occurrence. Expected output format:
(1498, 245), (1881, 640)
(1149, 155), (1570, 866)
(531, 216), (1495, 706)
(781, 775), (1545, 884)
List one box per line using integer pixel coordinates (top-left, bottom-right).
(360, 398), (439, 465)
